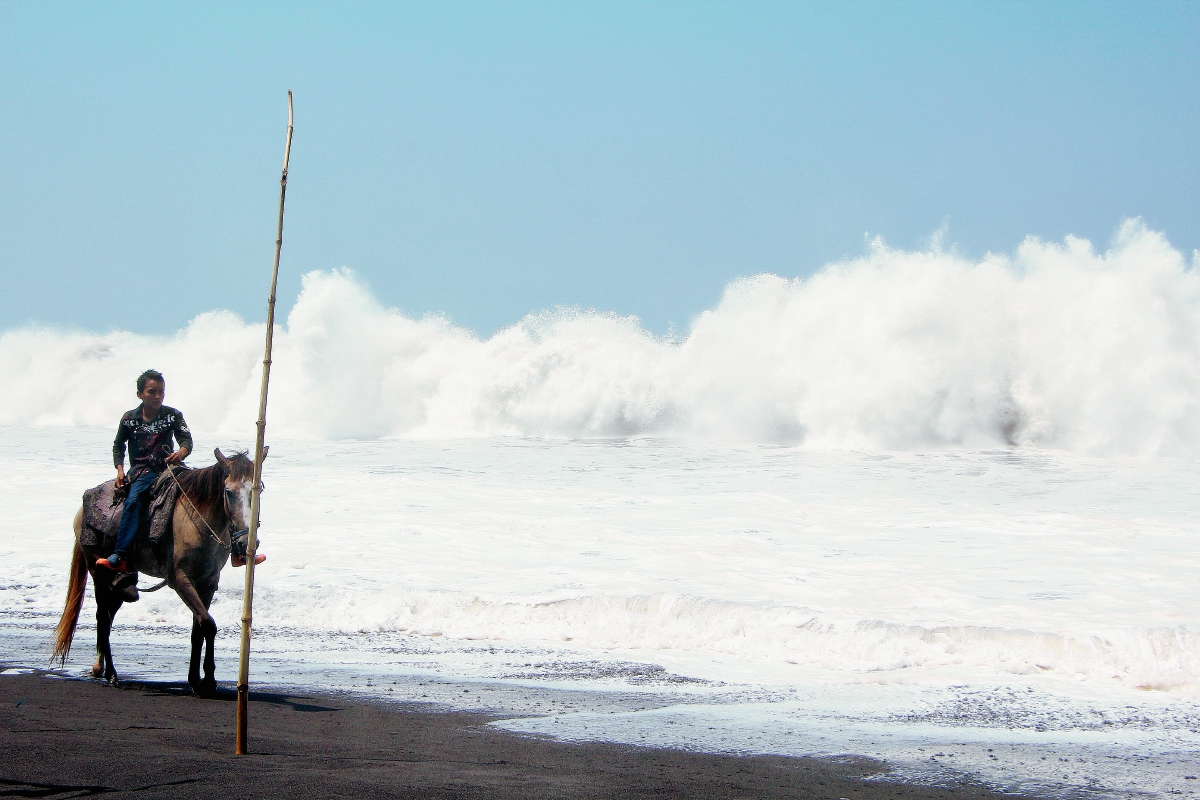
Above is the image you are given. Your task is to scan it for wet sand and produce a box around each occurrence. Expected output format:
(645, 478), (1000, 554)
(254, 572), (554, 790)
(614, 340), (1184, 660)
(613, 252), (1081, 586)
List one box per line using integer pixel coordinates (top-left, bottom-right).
(0, 668), (1040, 800)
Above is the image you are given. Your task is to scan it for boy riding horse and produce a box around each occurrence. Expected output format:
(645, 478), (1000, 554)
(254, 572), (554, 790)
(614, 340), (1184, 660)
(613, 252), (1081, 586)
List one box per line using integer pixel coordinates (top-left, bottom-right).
(98, 369), (263, 571)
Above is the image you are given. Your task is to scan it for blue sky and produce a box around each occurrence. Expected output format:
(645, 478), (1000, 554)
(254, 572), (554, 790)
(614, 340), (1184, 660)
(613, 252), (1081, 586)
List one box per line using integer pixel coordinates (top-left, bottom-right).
(1, 1), (1197, 336)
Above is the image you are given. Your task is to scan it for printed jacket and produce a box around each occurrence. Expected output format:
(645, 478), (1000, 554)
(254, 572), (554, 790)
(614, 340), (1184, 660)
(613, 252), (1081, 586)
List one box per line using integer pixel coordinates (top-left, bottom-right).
(113, 405), (193, 480)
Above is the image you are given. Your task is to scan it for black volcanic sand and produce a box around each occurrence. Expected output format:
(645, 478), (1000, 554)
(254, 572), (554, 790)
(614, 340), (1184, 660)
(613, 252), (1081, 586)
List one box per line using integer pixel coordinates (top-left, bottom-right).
(0, 669), (1039, 800)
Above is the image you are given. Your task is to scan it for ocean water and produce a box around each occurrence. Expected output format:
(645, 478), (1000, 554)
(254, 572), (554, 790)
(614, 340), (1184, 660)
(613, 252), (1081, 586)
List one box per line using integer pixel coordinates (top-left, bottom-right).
(2, 222), (1199, 798)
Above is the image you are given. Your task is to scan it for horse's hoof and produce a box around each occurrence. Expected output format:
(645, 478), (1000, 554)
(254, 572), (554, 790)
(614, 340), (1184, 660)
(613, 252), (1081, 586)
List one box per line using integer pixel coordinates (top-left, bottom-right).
(194, 678), (217, 698)
(92, 663), (103, 678)
(106, 675), (120, 687)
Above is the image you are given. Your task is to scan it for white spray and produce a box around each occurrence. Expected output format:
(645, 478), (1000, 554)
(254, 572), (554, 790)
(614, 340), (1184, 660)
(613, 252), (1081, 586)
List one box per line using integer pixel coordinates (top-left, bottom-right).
(2, 220), (1197, 455)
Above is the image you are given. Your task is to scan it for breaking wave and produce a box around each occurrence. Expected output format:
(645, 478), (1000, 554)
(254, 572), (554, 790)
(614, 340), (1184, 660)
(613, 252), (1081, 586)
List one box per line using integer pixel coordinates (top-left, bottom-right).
(3, 219), (1198, 455)
(283, 590), (1199, 693)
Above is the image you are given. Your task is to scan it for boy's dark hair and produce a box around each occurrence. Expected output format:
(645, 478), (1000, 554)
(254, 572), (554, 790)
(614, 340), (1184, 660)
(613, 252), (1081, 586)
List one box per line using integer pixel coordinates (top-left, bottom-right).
(137, 369), (166, 392)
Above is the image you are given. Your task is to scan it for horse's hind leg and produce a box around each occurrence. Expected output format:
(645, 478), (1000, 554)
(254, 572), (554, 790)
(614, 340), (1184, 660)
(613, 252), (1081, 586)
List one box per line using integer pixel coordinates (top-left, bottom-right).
(94, 586), (122, 684)
(92, 600), (105, 678)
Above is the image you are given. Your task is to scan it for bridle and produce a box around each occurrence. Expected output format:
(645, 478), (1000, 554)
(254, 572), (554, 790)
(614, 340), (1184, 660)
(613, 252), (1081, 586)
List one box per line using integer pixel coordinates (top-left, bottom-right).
(165, 464), (240, 548)
(133, 465), (251, 594)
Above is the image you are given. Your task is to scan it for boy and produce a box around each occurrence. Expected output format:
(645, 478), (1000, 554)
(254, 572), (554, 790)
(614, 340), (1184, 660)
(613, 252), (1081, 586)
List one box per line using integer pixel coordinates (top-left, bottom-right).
(98, 369), (192, 572)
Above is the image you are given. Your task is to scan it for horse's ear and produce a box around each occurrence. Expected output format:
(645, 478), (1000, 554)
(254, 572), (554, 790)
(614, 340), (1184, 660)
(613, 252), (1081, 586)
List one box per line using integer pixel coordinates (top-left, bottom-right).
(214, 448), (228, 464)
(262, 446), (269, 459)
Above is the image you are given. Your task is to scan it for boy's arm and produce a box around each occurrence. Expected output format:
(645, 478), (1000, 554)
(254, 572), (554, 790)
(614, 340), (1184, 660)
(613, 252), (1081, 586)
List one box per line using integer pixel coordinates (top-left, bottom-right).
(165, 411), (193, 465)
(113, 420), (129, 487)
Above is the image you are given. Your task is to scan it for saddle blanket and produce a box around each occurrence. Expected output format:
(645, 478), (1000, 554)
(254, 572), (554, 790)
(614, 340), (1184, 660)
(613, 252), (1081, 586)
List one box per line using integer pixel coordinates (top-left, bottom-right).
(80, 470), (185, 550)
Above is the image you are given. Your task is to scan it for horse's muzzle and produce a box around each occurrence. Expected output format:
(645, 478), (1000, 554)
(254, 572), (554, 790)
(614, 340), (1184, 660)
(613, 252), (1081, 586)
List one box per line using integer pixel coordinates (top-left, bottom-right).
(230, 528), (250, 557)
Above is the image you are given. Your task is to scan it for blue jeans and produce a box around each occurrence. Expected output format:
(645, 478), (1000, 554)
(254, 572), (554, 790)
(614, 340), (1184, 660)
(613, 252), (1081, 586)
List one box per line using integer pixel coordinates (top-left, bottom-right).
(113, 471), (160, 559)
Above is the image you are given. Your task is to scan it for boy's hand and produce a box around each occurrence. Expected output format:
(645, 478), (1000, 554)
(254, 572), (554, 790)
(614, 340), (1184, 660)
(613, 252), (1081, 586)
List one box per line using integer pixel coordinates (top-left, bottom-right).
(165, 447), (190, 465)
(115, 466), (126, 488)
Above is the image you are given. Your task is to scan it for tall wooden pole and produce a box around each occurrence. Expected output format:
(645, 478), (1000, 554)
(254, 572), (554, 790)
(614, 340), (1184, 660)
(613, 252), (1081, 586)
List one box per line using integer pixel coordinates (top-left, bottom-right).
(236, 90), (293, 755)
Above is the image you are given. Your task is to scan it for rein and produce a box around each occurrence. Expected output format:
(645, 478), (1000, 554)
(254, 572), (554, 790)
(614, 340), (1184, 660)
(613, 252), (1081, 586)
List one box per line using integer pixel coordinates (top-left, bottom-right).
(166, 464), (227, 548)
(132, 464), (233, 594)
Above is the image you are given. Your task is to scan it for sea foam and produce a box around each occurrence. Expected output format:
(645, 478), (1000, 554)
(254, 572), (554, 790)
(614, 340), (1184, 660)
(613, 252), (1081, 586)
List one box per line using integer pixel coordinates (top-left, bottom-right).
(2, 220), (1197, 455)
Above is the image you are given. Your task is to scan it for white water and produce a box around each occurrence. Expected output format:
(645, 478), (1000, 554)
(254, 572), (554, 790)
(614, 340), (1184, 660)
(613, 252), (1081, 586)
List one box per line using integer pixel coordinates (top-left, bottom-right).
(3, 219), (1198, 453)
(2, 222), (1199, 797)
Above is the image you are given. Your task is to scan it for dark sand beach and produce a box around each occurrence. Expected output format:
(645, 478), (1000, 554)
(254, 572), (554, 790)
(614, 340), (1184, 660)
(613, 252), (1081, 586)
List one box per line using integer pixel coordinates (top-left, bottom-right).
(0, 668), (1037, 800)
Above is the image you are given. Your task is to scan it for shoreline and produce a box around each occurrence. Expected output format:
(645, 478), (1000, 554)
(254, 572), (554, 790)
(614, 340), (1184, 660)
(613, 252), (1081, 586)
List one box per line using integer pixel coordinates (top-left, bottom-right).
(5, 618), (1188, 799)
(0, 666), (1037, 800)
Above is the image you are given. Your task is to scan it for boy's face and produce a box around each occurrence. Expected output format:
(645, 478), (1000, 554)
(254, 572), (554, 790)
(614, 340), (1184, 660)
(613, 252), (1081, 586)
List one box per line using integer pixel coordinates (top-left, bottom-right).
(138, 379), (165, 412)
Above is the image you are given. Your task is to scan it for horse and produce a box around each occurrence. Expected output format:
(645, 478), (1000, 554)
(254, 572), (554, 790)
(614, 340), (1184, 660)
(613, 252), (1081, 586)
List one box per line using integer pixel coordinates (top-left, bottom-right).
(51, 448), (259, 697)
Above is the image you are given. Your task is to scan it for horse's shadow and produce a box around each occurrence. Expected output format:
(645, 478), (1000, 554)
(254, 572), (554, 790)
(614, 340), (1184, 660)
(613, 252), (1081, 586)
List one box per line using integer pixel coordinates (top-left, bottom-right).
(108, 677), (341, 713)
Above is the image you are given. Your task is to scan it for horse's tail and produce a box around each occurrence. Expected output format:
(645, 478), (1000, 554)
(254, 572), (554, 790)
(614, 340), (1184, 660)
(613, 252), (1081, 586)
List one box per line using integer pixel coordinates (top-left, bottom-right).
(51, 539), (88, 666)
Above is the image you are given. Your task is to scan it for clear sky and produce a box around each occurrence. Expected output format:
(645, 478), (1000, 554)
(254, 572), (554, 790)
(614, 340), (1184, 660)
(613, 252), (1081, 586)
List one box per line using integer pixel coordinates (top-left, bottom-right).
(1, 1), (1197, 336)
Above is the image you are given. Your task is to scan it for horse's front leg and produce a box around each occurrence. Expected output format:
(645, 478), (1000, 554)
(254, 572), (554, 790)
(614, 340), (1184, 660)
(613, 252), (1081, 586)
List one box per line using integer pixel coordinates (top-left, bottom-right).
(199, 586), (218, 695)
(174, 570), (218, 697)
(188, 617), (204, 692)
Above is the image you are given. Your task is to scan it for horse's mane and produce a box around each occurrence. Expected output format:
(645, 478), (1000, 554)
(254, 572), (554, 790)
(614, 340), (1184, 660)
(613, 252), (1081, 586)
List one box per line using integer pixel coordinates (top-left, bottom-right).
(175, 451), (254, 515)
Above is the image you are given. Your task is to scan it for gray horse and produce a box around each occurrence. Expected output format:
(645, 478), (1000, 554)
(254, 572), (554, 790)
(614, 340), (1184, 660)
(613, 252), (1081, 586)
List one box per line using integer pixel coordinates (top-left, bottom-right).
(52, 449), (257, 697)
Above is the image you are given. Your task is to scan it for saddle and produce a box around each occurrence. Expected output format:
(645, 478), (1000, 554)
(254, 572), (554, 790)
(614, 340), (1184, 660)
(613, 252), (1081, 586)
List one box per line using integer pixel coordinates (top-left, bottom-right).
(80, 469), (187, 553)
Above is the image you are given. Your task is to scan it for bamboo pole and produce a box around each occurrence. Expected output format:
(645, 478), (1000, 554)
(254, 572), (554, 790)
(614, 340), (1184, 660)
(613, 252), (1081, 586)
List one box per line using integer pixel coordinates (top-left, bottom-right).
(236, 90), (293, 755)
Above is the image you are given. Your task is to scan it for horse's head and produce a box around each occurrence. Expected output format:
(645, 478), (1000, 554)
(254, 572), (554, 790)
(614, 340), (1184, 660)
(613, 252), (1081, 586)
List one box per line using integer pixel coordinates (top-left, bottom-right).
(214, 447), (263, 544)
